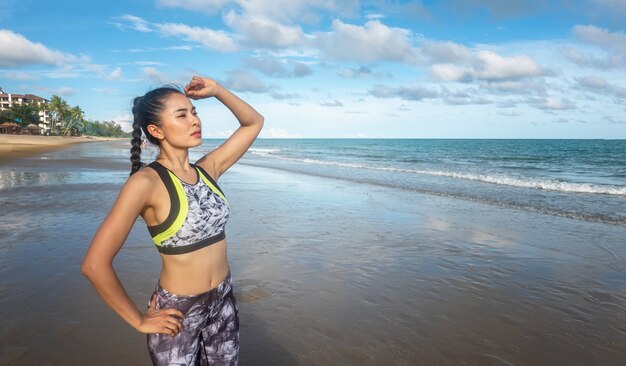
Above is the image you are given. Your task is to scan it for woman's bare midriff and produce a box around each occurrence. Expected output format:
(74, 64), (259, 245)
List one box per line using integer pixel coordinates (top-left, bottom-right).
(158, 239), (230, 296)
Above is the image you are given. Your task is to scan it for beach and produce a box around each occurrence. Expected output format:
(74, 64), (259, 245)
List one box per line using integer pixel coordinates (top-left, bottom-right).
(0, 139), (625, 365)
(0, 134), (120, 163)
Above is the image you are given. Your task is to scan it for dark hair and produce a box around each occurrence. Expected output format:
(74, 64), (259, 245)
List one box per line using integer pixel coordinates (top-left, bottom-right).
(130, 86), (183, 175)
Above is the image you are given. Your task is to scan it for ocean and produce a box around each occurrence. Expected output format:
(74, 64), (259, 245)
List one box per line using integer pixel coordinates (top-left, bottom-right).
(206, 139), (626, 226)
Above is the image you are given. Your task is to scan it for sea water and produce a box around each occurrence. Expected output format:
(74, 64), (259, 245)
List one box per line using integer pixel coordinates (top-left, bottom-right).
(205, 139), (626, 226)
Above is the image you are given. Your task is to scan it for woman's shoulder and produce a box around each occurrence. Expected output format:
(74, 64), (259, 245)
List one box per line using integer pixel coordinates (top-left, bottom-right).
(124, 164), (160, 191)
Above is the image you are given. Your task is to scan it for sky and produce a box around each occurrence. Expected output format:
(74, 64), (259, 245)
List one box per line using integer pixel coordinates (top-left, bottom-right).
(1, 0), (626, 139)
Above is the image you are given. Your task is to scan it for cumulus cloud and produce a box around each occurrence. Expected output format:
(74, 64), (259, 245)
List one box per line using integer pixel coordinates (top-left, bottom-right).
(559, 46), (625, 69)
(337, 66), (391, 79)
(0, 29), (81, 67)
(223, 69), (271, 93)
(315, 20), (418, 63)
(573, 25), (626, 54)
(225, 11), (305, 48)
(421, 40), (471, 63)
(576, 75), (626, 98)
(473, 50), (545, 80)
(244, 55), (313, 78)
(431, 50), (546, 82)
(156, 23), (237, 51)
(369, 85), (440, 101)
(431, 64), (474, 82)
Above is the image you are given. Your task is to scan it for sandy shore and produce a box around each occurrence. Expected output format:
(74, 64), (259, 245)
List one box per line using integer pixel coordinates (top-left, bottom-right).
(0, 134), (124, 163)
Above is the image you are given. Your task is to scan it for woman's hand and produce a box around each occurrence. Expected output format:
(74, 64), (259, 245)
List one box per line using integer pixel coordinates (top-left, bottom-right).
(136, 294), (186, 336)
(184, 76), (221, 100)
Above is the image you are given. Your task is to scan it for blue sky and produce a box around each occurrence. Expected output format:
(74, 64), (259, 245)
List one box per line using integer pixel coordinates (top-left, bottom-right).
(1, 0), (625, 138)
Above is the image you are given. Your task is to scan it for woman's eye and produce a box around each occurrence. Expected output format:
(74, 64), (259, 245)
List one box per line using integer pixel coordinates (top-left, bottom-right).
(177, 114), (185, 118)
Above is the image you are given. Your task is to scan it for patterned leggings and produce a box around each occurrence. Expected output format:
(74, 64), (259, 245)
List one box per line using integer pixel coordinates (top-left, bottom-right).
(147, 273), (240, 365)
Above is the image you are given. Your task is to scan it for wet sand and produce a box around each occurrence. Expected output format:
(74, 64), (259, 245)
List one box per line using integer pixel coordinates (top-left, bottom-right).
(0, 134), (120, 163)
(0, 141), (625, 365)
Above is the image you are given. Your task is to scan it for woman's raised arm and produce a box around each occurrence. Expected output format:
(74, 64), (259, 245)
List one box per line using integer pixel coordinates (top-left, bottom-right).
(185, 76), (264, 180)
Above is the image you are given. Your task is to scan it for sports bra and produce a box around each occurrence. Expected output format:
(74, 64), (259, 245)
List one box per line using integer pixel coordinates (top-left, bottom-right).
(146, 161), (229, 255)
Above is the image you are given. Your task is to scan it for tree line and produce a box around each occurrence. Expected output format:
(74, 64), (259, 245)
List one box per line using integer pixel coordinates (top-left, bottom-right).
(0, 94), (130, 137)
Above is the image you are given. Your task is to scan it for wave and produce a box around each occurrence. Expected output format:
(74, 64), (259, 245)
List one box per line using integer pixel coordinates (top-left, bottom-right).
(239, 162), (626, 227)
(250, 154), (626, 196)
(248, 148), (281, 156)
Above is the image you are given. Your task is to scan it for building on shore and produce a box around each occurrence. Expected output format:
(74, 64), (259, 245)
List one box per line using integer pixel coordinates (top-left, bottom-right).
(0, 93), (51, 134)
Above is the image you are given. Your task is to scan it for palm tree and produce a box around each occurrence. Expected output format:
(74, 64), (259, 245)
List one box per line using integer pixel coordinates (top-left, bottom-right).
(48, 95), (69, 135)
(9, 103), (39, 127)
(63, 106), (86, 136)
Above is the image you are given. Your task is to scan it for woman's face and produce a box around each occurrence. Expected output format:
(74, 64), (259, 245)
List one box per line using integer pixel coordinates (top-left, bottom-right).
(156, 92), (203, 148)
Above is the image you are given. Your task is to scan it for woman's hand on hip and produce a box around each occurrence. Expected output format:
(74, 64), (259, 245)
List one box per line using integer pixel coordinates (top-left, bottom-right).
(184, 76), (221, 100)
(136, 294), (185, 336)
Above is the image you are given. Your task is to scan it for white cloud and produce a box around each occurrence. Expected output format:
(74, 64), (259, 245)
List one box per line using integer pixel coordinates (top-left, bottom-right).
(431, 50), (545, 82)
(113, 114), (134, 132)
(421, 40), (471, 63)
(576, 75), (626, 98)
(244, 55), (313, 78)
(473, 50), (545, 80)
(0, 29), (80, 67)
(261, 127), (302, 138)
(224, 11), (305, 49)
(111, 15), (153, 32)
(337, 66), (391, 79)
(156, 23), (237, 52)
(108, 67), (123, 80)
(223, 69), (271, 93)
(370, 85), (440, 101)
(534, 97), (576, 110)
(431, 64), (473, 82)
(2, 71), (40, 80)
(142, 67), (171, 84)
(315, 20), (418, 63)
(573, 25), (626, 54)
(559, 46), (625, 69)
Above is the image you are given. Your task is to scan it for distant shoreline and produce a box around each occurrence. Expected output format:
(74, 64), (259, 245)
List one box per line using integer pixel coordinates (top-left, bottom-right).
(0, 134), (126, 163)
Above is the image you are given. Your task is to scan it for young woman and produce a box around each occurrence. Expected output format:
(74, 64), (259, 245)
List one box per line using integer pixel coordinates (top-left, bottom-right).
(81, 76), (264, 365)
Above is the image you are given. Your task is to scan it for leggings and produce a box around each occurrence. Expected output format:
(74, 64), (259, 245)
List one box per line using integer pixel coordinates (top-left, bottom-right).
(147, 272), (240, 365)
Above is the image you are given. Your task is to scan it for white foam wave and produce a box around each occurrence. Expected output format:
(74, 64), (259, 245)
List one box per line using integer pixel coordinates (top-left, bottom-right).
(248, 148), (281, 156)
(266, 156), (626, 196)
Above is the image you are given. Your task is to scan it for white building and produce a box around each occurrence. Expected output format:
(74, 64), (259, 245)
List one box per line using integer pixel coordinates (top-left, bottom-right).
(0, 93), (51, 134)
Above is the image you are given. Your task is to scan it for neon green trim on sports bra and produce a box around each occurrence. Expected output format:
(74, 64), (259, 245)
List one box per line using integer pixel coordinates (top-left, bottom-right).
(152, 170), (189, 246)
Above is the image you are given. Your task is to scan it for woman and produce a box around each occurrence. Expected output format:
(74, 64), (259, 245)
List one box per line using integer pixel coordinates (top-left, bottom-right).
(81, 75), (264, 365)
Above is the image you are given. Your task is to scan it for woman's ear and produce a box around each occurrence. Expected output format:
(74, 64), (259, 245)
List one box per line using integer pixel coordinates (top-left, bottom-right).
(146, 124), (164, 140)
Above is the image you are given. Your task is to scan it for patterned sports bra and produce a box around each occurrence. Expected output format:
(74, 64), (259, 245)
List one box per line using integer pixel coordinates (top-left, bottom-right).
(146, 161), (229, 255)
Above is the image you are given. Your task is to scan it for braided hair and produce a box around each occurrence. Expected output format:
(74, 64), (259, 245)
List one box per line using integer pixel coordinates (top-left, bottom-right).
(129, 86), (183, 175)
